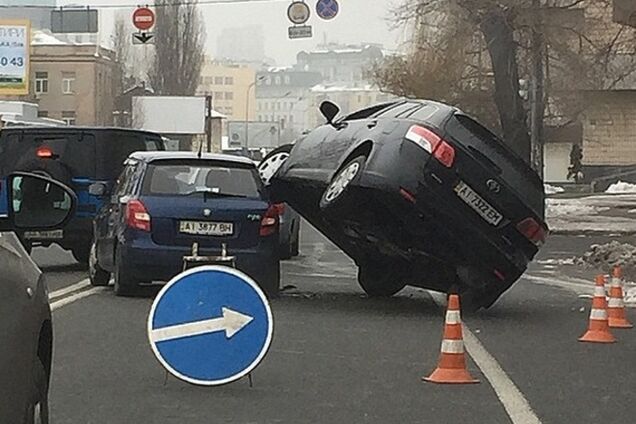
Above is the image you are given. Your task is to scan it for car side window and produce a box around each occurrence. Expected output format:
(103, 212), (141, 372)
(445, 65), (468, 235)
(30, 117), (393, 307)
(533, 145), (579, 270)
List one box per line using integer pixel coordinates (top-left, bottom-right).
(408, 103), (441, 122)
(114, 163), (137, 200)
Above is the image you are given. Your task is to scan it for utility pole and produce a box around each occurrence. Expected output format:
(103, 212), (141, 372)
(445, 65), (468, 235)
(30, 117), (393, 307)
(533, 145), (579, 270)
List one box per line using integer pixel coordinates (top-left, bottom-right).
(205, 95), (212, 153)
(530, 0), (545, 180)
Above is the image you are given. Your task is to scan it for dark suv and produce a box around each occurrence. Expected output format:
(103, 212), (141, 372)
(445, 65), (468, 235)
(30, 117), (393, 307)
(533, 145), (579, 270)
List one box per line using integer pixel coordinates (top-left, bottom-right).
(0, 126), (164, 262)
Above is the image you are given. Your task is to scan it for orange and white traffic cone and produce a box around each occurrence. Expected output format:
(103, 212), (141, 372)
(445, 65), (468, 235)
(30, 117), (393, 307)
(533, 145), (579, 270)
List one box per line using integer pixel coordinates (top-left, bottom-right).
(424, 294), (479, 384)
(579, 275), (616, 343)
(608, 267), (633, 329)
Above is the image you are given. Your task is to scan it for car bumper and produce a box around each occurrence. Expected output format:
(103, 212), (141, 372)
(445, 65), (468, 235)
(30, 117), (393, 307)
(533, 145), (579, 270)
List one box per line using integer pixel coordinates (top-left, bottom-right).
(118, 239), (278, 283)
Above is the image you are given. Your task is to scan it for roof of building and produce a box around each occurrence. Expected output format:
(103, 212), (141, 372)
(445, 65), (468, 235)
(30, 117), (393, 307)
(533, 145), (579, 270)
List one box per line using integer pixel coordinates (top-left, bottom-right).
(129, 151), (256, 166)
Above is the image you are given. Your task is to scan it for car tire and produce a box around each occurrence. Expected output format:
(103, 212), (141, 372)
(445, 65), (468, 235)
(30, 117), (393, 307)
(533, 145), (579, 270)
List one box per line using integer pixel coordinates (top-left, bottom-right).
(259, 260), (280, 298)
(290, 227), (300, 257)
(258, 144), (294, 186)
(89, 241), (110, 287)
(114, 247), (138, 297)
(320, 155), (366, 211)
(26, 360), (49, 424)
(357, 264), (406, 297)
(70, 243), (90, 265)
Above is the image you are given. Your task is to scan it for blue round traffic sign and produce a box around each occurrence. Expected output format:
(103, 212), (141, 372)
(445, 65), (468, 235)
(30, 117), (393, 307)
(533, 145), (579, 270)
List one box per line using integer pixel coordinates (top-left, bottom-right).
(147, 266), (273, 386)
(316, 0), (339, 20)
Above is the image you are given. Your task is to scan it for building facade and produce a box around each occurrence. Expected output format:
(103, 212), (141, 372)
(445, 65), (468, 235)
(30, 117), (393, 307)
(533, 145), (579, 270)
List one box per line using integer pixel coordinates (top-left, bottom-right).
(197, 60), (257, 121)
(255, 67), (323, 143)
(295, 44), (384, 84)
(1, 31), (117, 126)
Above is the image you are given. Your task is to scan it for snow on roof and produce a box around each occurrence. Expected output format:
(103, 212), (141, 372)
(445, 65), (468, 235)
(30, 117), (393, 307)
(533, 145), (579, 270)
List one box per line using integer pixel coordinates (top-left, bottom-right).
(31, 31), (68, 46)
(267, 66), (294, 73)
(310, 83), (378, 93)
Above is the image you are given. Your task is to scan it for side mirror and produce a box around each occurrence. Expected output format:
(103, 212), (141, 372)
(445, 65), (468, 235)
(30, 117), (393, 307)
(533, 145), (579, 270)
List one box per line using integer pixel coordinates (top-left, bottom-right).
(320, 101), (340, 126)
(89, 182), (109, 197)
(7, 172), (77, 230)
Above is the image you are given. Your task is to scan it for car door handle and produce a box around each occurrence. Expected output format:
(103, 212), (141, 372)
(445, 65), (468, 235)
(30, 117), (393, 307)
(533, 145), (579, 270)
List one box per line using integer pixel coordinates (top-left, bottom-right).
(367, 120), (378, 129)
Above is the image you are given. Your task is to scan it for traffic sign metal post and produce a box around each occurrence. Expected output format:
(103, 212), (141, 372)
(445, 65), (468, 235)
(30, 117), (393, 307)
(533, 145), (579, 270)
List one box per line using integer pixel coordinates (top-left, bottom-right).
(315, 0), (339, 20)
(147, 265), (274, 387)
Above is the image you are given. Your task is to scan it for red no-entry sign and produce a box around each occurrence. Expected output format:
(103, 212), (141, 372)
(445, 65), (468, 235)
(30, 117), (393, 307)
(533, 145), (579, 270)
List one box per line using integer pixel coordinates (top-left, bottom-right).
(133, 7), (155, 31)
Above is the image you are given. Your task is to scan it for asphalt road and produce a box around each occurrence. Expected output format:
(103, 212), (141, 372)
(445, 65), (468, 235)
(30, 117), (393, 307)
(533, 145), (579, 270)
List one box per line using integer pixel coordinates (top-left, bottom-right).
(38, 227), (635, 424)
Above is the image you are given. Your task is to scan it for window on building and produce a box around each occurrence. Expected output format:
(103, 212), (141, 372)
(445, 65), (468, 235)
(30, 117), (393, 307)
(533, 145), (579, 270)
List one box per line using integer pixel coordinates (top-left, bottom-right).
(265, 77), (272, 85)
(62, 111), (76, 125)
(214, 91), (223, 100)
(284, 75), (291, 85)
(62, 72), (76, 94)
(275, 76), (281, 85)
(224, 77), (234, 85)
(225, 92), (234, 100)
(225, 107), (233, 115)
(35, 71), (48, 94)
(214, 76), (224, 85)
(37, 111), (48, 118)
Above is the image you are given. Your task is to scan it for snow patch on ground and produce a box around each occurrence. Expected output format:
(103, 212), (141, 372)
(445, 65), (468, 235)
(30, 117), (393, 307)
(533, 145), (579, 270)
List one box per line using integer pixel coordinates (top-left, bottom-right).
(606, 181), (636, 194)
(546, 198), (609, 218)
(544, 184), (564, 194)
(546, 196), (636, 234)
(537, 258), (576, 266)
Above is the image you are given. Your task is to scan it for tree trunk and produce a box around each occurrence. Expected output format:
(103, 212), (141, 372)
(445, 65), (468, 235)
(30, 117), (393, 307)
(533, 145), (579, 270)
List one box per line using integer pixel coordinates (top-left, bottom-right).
(480, 10), (531, 163)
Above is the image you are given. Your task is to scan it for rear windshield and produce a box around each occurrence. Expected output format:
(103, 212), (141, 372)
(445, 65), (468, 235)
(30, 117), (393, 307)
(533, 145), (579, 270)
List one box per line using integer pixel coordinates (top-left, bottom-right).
(142, 161), (262, 198)
(0, 131), (96, 177)
(445, 114), (545, 217)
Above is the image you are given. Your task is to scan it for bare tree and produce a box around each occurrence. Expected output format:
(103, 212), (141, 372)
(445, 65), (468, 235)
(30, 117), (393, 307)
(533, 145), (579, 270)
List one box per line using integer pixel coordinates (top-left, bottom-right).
(372, 0), (636, 164)
(148, 0), (206, 95)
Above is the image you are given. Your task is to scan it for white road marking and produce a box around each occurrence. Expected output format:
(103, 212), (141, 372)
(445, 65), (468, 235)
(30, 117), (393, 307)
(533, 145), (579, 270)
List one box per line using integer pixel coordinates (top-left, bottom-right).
(51, 286), (106, 311)
(429, 291), (543, 424)
(150, 307), (254, 343)
(48, 279), (92, 301)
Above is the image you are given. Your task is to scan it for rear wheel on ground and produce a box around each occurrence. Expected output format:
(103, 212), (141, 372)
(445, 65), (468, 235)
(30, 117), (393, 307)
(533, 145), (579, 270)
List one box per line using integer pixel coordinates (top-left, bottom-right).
(258, 261), (280, 298)
(113, 248), (138, 296)
(357, 263), (406, 297)
(26, 359), (49, 424)
(70, 243), (90, 265)
(88, 240), (110, 287)
(320, 155), (366, 211)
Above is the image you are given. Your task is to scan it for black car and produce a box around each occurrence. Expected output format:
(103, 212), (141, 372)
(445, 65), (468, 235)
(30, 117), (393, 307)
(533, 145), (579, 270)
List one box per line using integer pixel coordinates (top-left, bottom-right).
(0, 172), (76, 424)
(0, 126), (164, 263)
(269, 100), (547, 309)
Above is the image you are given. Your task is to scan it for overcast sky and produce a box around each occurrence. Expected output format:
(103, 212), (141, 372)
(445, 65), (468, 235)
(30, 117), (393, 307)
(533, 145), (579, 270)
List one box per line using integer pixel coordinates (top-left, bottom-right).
(58, 0), (408, 65)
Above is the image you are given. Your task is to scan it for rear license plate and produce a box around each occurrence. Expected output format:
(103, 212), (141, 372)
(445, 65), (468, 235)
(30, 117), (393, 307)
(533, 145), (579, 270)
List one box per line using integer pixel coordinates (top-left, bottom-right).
(179, 221), (234, 236)
(23, 230), (64, 240)
(454, 181), (503, 226)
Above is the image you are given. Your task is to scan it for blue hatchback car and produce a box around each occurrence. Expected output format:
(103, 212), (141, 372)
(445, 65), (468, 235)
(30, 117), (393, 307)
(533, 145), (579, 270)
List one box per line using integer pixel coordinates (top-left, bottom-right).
(89, 152), (281, 297)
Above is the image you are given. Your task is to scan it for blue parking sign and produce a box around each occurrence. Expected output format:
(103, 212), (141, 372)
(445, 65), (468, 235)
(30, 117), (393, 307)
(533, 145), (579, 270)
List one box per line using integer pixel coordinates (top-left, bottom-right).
(316, 0), (339, 20)
(147, 266), (274, 386)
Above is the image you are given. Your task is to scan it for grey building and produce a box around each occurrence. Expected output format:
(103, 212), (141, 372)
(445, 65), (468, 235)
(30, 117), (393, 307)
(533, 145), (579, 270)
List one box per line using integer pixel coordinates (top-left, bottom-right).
(255, 68), (323, 143)
(216, 25), (266, 63)
(295, 43), (384, 84)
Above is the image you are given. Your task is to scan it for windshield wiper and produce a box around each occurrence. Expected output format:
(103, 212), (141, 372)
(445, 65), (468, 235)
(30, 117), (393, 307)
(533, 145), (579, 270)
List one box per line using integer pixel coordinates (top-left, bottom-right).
(183, 189), (247, 198)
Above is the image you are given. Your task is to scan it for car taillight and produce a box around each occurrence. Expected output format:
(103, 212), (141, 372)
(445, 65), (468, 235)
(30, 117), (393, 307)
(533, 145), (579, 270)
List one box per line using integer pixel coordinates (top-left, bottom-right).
(405, 125), (456, 167)
(126, 199), (151, 232)
(36, 146), (54, 158)
(260, 204), (280, 237)
(516, 217), (546, 246)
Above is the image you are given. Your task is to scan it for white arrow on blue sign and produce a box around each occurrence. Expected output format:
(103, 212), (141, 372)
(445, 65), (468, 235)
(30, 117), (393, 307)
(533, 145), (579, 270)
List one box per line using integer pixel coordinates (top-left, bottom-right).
(316, 0), (339, 20)
(147, 265), (274, 386)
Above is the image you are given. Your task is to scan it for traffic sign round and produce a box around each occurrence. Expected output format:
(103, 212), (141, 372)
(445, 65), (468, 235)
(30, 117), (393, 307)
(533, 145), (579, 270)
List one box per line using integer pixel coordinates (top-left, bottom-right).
(133, 7), (155, 31)
(315, 0), (339, 20)
(147, 266), (274, 386)
(287, 1), (311, 25)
